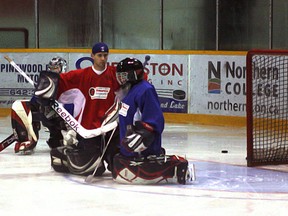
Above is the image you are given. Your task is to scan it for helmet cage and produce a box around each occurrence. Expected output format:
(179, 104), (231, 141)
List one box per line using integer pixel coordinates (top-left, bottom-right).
(116, 69), (142, 86)
(116, 71), (129, 86)
(48, 57), (67, 73)
(116, 58), (144, 86)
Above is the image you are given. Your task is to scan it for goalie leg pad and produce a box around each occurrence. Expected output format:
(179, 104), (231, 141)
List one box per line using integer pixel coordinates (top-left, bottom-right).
(65, 147), (106, 176)
(11, 100), (40, 153)
(112, 154), (194, 185)
(50, 145), (106, 176)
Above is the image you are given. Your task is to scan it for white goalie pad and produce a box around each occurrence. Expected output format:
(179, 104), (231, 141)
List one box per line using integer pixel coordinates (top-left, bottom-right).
(11, 100), (38, 142)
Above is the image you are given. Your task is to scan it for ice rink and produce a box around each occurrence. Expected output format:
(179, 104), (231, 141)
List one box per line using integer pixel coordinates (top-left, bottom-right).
(1, 115), (288, 216)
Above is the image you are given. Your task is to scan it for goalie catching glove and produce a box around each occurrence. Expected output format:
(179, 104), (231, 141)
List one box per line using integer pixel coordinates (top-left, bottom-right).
(34, 71), (60, 105)
(122, 121), (155, 153)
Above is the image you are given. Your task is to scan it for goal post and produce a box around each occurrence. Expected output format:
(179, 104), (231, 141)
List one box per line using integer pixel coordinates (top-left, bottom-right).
(246, 49), (288, 167)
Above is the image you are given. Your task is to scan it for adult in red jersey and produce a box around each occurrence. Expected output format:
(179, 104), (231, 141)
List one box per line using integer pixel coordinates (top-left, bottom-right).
(57, 42), (119, 129)
(47, 42), (121, 176)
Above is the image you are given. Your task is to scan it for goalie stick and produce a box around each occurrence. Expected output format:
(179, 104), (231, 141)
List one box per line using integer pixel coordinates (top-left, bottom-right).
(85, 125), (117, 183)
(0, 134), (17, 152)
(85, 56), (149, 182)
(4, 55), (118, 139)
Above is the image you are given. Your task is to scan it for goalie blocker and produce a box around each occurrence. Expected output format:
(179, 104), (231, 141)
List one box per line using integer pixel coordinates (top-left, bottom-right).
(112, 153), (195, 185)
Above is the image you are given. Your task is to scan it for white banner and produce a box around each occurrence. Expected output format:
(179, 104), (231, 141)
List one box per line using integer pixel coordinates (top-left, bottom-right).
(190, 55), (246, 117)
(0, 53), (68, 106)
(0, 52), (247, 117)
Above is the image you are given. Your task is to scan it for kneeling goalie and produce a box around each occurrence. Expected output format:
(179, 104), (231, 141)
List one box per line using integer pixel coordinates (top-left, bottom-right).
(112, 57), (195, 184)
(11, 57), (69, 154)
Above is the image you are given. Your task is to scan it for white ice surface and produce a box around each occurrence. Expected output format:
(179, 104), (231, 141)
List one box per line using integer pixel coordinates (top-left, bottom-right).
(1, 116), (288, 216)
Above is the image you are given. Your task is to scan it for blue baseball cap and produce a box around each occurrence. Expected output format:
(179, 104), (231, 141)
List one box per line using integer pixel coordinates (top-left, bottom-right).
(92, 42), (109, 54)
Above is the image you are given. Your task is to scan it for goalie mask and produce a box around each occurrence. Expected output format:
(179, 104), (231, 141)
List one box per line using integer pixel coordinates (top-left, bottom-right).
(116, 57), (144, 86)
(48, 56), (67, 73)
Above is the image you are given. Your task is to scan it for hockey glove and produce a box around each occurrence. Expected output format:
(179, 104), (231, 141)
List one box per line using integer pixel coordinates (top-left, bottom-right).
(122, 121), (155, 153)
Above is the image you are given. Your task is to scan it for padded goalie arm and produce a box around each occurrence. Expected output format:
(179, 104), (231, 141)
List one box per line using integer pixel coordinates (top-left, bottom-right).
(121, 121), (155, 153)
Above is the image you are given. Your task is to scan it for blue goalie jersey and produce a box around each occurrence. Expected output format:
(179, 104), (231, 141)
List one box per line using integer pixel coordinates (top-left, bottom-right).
(118, 80), (164, 157)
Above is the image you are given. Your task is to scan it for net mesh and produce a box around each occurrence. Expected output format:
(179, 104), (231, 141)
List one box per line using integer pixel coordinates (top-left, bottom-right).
(248, 52), (288, 166)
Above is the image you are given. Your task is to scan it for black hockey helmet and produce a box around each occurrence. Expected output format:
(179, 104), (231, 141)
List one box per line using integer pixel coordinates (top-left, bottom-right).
(116, 57), (144, 86)
(48, 56), (67, 73)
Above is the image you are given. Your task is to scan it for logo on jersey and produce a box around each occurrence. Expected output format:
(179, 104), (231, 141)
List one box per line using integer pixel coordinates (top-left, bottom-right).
(119, 103), (129, 117)
(89, 87), (110, 99)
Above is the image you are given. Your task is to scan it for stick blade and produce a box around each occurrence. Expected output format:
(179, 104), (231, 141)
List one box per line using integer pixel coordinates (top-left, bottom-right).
(85, 175), (94, 183)
(0, 134), (17, 152)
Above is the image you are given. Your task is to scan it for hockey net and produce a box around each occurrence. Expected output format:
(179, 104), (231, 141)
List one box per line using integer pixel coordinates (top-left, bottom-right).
(246, 50), (288, 166)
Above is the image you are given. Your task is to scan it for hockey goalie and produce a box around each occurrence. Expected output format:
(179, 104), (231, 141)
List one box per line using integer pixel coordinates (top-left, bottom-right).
(10, 57), (70, 154)
(111, 57), (196, 185)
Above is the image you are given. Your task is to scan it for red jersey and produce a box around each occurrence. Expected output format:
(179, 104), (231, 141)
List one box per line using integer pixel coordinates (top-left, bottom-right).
(57, 65), (120, 129)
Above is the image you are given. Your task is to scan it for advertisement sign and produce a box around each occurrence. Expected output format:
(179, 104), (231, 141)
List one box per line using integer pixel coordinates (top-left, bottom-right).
(190, 55), (246, 117)
(111, 54), (188, 113)
(0, 53), (189, 114)
(0, 53), (68, 107)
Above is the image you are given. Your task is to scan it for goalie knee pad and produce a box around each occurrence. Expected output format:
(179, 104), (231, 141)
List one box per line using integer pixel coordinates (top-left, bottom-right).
(112, 154), (195, 185)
